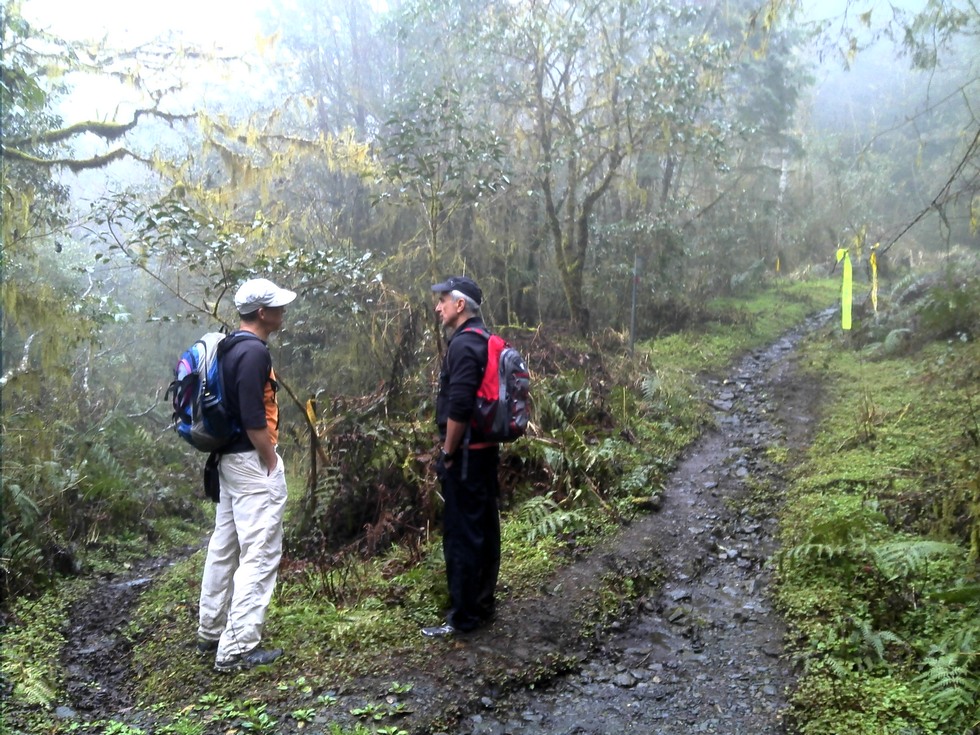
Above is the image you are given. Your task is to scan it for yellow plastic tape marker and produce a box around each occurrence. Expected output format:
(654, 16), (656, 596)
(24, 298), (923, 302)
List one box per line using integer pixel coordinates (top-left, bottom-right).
(836, 247), (852, 330)
(870, 244), (879, 314)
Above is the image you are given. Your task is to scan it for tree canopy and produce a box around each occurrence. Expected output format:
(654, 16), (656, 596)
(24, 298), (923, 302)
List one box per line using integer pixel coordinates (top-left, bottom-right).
(2, 0), (978, 598)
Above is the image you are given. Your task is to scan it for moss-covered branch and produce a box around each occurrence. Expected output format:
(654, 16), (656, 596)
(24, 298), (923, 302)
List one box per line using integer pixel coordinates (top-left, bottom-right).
(2, 145), (151, 172)
(6, 109), (194, 147)
(1, 109), (195, 170)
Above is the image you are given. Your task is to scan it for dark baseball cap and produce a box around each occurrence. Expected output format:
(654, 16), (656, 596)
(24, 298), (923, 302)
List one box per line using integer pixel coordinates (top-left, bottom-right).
(430, 275), (483, 305)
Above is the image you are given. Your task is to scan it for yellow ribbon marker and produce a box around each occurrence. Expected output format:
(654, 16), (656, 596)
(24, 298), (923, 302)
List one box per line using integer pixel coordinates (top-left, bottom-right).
(776, 255), (781, 275)
(869, 244), (879, 314)
(836, 247), (852, 330)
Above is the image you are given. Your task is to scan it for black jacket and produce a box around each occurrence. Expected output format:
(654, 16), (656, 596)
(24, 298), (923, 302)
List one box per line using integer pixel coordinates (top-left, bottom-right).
(436, 317), (489, 442)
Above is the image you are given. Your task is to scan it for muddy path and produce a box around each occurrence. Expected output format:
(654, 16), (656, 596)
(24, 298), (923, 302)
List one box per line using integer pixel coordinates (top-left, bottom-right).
(441, 312), (829, 735)
(52, 312), (829, 734)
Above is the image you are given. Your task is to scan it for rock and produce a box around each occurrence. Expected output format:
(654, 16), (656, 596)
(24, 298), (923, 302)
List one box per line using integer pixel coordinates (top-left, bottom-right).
(54, 706), (77, 719)
(613, 672), (638, 688)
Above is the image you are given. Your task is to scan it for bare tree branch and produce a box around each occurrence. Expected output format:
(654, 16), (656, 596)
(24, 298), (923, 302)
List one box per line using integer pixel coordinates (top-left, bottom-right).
(0, 333), (37, 390)
(880, 124), (980, 255)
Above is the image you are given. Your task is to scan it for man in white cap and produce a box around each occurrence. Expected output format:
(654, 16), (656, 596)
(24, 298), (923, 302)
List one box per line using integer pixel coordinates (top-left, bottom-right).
(197, 277), (296, 672)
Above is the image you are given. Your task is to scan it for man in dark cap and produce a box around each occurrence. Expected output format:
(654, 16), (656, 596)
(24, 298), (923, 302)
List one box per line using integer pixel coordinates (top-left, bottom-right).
(423, 275), (501, 637)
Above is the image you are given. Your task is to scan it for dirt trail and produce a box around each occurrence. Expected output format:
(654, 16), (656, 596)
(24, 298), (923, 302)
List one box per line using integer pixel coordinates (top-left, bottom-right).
(51, 312), (829, 734)
(444, 313), (829, 735)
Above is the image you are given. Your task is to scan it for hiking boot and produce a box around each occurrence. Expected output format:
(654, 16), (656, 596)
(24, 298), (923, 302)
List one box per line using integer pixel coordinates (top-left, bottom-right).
(196, 638), (219, 655)
(214, 646), (283, 673)
(420, 623), (457, 638)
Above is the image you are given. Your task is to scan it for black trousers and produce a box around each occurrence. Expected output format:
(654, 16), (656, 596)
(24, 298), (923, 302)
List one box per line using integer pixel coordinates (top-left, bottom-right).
(441, 446), (500, 632)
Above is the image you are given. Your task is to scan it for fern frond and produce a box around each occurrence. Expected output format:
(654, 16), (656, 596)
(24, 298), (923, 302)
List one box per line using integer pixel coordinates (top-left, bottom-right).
(780, 542), (849, 567)
(517, 494), (560, 526)
(870, 539), (963, 580)
(2, 481), (40, 522)
(927, 583), (980, 604)
(130, 424), (154, 447)
(849, 618), (904, 662)
(805, 506), (886, 546)
(824, 656), (852, 679)
(640, 373), (663, 402)
(915, 651), (978, 722)
(10, 661), (58, 706)
(517, 494), (588, 543)
(533, 389), (567, 432)
(85, 442), (127, 483)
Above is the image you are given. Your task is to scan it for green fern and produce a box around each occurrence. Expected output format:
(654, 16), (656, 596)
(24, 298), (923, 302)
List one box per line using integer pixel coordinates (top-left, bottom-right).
(824, 655), (852, 679)
(915, 650), (979, 728)
(517, 494), (588, 543)
(805, 506), (887, 547)
(2, 481), (40, 523)
(847, 618), (904, 667)
(12, 664), (58, 707)
(639, 373), (663, 402)
(779, 542), (850, 570)
(618, 464), (654, 495)
(553, 386), (594, 423)
(532, 388), (568, 432)
(870, 539), (963, 581)
(130, 424), (154, 448)
(84, 441), (129, 486)
(889, 272), (924, 302)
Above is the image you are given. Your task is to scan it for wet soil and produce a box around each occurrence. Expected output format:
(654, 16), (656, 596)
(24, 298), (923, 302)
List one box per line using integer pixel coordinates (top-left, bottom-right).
(51, 312), (829, 734)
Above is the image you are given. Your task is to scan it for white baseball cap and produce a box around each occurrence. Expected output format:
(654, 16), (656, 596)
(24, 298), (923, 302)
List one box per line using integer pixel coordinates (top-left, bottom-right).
(234, 278), (297, 314)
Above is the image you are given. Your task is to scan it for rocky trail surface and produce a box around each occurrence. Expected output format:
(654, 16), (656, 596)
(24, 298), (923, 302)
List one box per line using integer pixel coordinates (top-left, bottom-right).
(51, 313), (829, 734)
(442, 312), (829, 735)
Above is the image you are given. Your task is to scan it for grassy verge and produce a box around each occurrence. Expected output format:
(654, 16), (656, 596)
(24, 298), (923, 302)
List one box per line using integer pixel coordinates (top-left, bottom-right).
(775, 325), (979, 735)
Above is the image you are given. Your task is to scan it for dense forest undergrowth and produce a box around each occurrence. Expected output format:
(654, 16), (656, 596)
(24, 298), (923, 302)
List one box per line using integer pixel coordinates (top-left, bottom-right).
(3, 1), (979, 732)
(2, 269), (978, 735)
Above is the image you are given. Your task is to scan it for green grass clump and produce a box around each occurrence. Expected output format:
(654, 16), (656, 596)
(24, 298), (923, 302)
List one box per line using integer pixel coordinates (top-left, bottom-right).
(0, 582), (85, 734)
(644, 278), (839, 375)
(776, 325), (980, 735)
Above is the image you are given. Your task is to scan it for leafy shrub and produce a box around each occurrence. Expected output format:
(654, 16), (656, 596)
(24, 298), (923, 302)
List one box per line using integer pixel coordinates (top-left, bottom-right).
(918, 276), (980, 340)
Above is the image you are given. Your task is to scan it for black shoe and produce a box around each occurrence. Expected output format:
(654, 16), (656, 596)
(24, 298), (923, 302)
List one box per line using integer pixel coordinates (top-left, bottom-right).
(421, 623), (456, 638)
(196, 638), (219, 655)
(214, 647), (283, 673)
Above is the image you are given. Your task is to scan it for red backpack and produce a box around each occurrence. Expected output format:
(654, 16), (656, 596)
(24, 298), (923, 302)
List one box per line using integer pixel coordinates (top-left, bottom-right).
(463, 327), (531, 442)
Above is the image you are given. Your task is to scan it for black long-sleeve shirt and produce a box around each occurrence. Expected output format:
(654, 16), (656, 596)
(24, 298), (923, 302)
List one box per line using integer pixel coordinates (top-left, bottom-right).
(436, 317), (489, 442)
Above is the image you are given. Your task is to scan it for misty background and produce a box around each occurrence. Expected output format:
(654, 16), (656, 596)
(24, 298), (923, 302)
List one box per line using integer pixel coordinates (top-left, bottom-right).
(2, 0), (977, 597)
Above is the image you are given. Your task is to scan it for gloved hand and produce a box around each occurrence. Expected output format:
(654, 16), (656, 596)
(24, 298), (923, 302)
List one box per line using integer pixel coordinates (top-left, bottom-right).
(435, 448), (454, 481)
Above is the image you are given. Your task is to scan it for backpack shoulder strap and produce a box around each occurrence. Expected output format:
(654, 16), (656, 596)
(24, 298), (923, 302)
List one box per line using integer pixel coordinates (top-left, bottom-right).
(461, 326), (491, 340)
(217, 330), (264, 356)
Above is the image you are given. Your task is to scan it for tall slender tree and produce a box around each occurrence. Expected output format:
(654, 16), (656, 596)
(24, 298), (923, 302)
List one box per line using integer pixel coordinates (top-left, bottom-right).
(476, 0), (731, 331)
